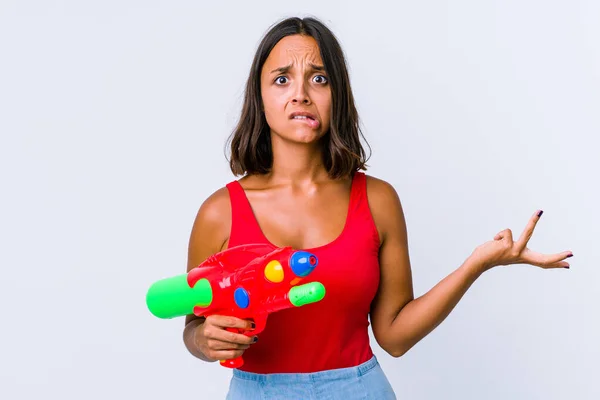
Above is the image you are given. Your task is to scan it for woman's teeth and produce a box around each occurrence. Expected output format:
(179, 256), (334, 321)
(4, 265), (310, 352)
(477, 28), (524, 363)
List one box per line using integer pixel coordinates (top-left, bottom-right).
(291, 115), (320, 128)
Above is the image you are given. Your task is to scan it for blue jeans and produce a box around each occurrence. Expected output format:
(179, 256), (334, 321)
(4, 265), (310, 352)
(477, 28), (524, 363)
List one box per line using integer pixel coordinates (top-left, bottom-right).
(226, 355), (396, 399)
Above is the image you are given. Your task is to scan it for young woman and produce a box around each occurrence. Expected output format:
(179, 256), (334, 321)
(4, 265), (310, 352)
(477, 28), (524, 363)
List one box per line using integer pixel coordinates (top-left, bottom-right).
(181, 17), (572, 400)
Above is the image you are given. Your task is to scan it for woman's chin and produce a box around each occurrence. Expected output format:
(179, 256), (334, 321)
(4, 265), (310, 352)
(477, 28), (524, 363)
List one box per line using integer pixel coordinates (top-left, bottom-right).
(273, 129), (324, 145)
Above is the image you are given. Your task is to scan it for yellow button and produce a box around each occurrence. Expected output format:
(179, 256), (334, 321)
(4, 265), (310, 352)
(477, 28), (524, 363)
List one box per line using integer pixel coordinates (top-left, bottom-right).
(264, 260), (284, 283)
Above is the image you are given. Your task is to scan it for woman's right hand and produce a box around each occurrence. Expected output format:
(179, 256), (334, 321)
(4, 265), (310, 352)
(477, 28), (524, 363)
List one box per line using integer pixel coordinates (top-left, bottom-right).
(469, 209), (572, 274)
(194, 315), (258, 362)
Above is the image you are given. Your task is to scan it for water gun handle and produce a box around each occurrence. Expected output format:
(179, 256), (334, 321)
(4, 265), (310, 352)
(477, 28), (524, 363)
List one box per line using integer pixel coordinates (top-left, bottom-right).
(218, 313), (267, 369)
(219, 327), (246, 369)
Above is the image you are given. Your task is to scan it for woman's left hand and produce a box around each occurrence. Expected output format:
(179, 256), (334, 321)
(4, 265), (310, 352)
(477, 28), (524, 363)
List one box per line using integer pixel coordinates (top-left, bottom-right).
(470, 210), (573, 273)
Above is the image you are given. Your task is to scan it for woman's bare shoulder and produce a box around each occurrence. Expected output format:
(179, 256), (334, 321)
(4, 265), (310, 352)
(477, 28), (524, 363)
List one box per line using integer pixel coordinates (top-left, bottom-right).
(363, 174), (405, 242)
(196, 186), (231, 224)
(187, 186), (232, 270)
(364, 174), (401, 202)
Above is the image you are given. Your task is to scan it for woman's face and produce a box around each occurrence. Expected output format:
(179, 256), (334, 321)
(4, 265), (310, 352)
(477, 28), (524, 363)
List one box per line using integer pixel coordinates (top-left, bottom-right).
(260, 35), (331, 144)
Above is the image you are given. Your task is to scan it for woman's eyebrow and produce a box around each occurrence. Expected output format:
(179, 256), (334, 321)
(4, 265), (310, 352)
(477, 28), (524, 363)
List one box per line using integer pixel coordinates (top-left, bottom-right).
(269, 63), (326, 75)
(308, 63), (325, 72)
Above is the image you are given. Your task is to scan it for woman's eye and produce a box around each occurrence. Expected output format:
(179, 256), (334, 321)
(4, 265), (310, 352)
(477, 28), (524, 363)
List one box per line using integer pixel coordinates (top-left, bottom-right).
(275, 76), (288, 85)
(313, 75), (328, 84)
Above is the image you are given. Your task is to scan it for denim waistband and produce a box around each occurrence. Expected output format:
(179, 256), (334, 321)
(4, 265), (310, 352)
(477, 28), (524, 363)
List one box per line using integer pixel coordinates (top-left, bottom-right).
(232, 355), (379, 383)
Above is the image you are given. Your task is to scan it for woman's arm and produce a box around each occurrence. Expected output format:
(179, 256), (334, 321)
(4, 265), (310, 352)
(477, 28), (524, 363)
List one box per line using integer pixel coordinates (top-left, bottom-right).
(367, 177), (572, 358)
(182, 187), (231, 361)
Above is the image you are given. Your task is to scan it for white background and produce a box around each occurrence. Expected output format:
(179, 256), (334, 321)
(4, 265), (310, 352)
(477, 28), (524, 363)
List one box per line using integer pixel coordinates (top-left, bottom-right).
(1, 1), (598, 399)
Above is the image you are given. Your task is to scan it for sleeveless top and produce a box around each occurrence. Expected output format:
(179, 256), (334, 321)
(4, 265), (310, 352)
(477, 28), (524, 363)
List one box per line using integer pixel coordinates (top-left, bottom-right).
(225, 171), (381, 374)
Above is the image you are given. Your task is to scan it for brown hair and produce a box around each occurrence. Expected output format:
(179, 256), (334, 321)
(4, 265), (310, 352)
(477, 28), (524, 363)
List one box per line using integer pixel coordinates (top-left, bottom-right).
(226, 17), (370, 179)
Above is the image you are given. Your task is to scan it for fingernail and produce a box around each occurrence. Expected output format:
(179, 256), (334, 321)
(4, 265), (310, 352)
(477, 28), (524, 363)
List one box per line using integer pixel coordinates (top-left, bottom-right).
(252, 336), (258, 343)
(537, 210), (544, 217)
(564, 266), (570, 269)
(250, 322), (256, 330)
(567, 253), (573, 258)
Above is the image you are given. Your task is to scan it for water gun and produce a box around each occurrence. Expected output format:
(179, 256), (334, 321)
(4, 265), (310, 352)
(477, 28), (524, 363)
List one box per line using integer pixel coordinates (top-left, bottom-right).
(146, 243), (326, 368)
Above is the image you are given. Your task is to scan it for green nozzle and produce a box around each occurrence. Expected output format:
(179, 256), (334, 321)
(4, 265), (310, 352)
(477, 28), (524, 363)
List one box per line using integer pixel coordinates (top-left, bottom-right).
(146, 275), (212, 319)
(289, 282), (326, 307)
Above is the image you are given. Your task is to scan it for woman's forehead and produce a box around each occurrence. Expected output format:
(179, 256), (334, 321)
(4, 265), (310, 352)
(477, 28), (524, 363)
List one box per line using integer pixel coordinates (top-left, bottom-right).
(265, 35), (323, 67)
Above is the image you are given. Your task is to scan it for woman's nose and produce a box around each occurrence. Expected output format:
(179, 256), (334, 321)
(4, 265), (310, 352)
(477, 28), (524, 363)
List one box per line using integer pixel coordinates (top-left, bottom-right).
(291, 82), (311, 104)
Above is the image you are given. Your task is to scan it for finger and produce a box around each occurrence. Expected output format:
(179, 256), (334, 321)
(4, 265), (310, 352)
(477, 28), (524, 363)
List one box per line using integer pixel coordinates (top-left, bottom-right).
(207, 327), (257, 346)
(515, 210), (543, 252)
(207, 339), (252, 351)
(494, 229), (513, 242)
(521, 249), (573, 268)
(208, 349), (246, 361)
(544, 260), (571, 269)
(206, 315), (255, 331)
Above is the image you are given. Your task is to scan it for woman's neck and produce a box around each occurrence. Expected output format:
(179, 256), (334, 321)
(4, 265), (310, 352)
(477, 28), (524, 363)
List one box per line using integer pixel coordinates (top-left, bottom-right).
(267, 136), (329, 185)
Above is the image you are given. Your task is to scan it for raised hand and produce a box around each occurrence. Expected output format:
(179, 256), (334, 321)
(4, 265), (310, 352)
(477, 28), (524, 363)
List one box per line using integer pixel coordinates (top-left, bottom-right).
(470, 210), (573, 273)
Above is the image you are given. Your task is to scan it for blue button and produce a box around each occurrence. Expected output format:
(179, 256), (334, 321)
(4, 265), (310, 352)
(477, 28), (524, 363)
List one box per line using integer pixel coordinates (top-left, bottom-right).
(234, 287), (250, 309)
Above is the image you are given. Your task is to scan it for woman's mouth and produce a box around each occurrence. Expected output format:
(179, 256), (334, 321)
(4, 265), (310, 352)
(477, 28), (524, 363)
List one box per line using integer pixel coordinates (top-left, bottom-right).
(291, 115), (320, 129)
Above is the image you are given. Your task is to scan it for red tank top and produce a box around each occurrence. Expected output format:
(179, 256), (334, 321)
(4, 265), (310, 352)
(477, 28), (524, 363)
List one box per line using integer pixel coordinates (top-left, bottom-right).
(225, 172), (381, 373)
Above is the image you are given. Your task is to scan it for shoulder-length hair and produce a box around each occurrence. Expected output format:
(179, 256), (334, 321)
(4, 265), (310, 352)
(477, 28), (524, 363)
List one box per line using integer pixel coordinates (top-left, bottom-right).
(226, 17), (370, 179)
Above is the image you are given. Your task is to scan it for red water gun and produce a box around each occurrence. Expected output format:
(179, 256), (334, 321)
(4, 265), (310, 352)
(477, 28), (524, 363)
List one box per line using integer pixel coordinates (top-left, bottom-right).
(146, 243), (326, 368)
